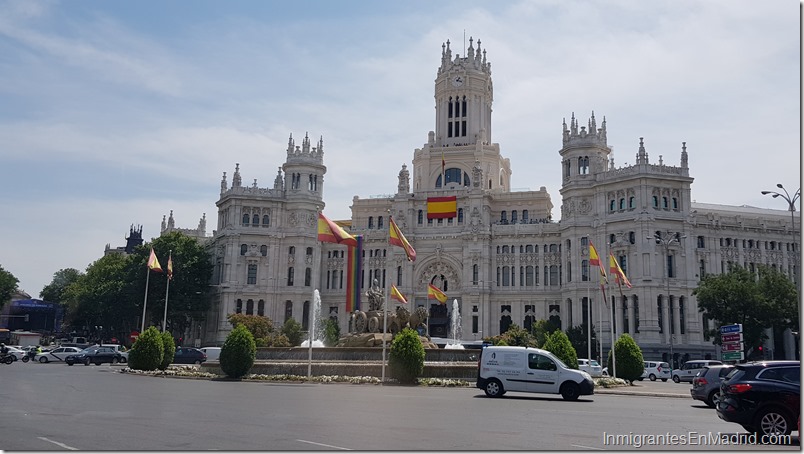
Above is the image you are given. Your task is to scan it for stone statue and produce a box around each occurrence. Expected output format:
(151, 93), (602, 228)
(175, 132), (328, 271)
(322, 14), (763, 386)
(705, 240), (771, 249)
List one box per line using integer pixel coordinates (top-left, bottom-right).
(365, 279), (384, 311)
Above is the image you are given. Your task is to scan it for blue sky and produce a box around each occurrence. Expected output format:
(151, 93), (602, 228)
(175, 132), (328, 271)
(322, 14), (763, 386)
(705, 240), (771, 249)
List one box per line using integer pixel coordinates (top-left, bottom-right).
(0, 0), (799, 298)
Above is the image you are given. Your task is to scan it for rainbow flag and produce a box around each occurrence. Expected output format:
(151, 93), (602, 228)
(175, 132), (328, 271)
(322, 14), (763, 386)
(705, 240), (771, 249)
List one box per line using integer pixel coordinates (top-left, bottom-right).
(345, 235), (363, 312)
(427, 196), (457, 219)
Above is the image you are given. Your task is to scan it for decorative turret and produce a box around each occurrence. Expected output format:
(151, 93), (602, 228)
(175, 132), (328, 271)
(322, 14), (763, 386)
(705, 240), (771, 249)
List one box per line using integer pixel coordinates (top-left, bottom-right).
(168, 210), (175, 230)
(562, 111), (608, 148)
(636, 137), (649, 164)
(220, 172), (227, 194)
(232, 163), (242, 188)
(124, 224), (143, 254)
(681, 142), (688, 168)
(273, 167), (284, 190)
(285, 132), (324, 165)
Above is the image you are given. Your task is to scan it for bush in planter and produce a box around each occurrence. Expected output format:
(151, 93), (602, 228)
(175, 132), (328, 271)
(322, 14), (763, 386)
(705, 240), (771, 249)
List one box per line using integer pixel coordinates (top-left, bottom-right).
(606, 334), (644, 384)
(281, 318), (304, 347)
(128, 326), (164, 371)
(389, 327), (425, 384)
(220, 324), (257, 378)
(542, 330), (578, 369)
(159, 331), (176, 371)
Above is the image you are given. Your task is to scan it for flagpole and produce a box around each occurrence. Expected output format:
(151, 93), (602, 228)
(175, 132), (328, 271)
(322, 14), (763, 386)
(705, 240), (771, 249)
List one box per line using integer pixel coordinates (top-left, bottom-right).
(382, 210), (392, 384)
(586, 285), (591, 363)
(162, 250), (172, 333)
(608, 245), (617, 379)
(141, 268), (150, 333)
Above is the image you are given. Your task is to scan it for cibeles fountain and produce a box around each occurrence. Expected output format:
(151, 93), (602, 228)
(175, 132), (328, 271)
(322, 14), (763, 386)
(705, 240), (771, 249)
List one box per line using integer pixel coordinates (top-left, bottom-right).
(444, 299), (464, 350)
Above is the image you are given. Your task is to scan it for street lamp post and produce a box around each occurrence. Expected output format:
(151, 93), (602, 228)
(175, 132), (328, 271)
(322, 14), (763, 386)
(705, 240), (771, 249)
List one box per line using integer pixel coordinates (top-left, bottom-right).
(761, 184), (800, 360)
(649, 230), (686, 375)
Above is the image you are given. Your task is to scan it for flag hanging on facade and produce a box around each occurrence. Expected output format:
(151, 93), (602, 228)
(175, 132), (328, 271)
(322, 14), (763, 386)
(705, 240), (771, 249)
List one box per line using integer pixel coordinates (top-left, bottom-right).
(317, 213), (357, 247)
(390, 285), (408, 304)
(427, 284), (447, 304)
(588, 241), (607, 284)
(345, 235), (363, 312)
(441, 150), (446, 176)
(167, 253), (173, 280)
(609, 252), (633, 289)
(426, 196), (457, 219)
(147, 248), (163, 273)
(389, 216), (416, 262)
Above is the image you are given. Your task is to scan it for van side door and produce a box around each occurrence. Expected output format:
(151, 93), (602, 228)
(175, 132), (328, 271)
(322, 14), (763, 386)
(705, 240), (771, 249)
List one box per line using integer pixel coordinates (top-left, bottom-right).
(526, 353), (560, 394)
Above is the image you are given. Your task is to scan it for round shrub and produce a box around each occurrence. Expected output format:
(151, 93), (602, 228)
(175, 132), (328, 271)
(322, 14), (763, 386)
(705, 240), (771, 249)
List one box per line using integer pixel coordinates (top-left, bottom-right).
(542, 330), (578, 369)
(606, 334), (644, 384)
(129, 326), (164, 371)
(220, 324), (256, 379)
(389, 327), (425, 384)
(281, 318), (304, 346)
(159, 331), (176, 371)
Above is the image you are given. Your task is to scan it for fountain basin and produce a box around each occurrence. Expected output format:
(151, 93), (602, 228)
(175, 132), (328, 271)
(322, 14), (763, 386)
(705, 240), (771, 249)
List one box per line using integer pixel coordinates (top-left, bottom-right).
(200, 359), (477, 380)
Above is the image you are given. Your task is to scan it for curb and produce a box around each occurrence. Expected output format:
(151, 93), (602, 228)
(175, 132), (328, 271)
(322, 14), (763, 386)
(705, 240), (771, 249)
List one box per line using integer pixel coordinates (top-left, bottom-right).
(595, 388), (689, 398)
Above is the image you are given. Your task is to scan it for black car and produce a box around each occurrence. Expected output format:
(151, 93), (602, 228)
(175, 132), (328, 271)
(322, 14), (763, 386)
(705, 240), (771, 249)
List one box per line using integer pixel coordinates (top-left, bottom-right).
(173, 347), (206, 365)
(65, 346), (123, 366)
(716, 360), (800, 436)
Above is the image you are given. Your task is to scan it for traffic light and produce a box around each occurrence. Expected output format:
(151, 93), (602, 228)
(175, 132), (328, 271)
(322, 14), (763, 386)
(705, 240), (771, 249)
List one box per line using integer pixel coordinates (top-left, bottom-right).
(758, 345), (765, 359)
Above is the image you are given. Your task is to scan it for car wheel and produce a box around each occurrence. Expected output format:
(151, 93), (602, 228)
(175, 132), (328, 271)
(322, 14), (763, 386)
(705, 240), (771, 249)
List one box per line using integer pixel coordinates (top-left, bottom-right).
(560, 382), (580, 401)
(39, 357), (48, 363)
(120, 357), (127, 364)
(112, 357), (119, 364)
(649, 374), (657, 381)
(672, 375), (680, 383)
(484, 379), (504, 398)
(194, 360), (202, 365)
(706, 390), (720, 408)
(755, 407), (793, 436)
(84, 358), (91, 366)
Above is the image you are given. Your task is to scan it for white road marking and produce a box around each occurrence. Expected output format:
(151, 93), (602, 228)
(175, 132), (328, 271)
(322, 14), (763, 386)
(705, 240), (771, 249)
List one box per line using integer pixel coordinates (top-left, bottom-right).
(38, 437), (78, 450)
(296, 439), (351, 450)
(570, 444), (605, 450)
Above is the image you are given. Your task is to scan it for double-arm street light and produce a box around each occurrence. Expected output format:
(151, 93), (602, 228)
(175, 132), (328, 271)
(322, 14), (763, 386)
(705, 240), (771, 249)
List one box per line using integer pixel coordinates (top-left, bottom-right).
(648, 230), (686, 374)
(761, 183), (800, 272)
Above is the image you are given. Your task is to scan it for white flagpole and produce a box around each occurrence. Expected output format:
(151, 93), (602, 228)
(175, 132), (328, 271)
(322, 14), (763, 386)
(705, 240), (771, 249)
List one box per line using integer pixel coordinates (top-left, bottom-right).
(162, 250), (172, 333)
(382, 210), (392, 384)
(141, 268), (150, 333)
(587, 285), (591, 363)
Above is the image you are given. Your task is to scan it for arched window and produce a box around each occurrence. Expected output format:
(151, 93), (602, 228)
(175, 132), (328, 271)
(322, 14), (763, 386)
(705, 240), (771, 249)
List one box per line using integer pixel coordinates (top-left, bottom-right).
(418, 210), (423, 224)
(368, 216), (374, 229)
(242, 214), (250, 225)
(304, 267), (312, 286)
(629, 197), (635, 209)
(457, 208), (463, 223)
(522, 210), (529, 222)
(662, 197), (668, 209)
(619, 198), (626, 210)
(306, 247), (313, 257)
(236, 299), (243, 314)
(262, 215), (270, 226)
(500, 211), (507, 223)
(511, 211), (518, 224)
(377, 216), (384, 229)
(257, 300), (265, 316)
(246, 299), (254, 315)
(672, 198), (678, 210)
(252, 214), (259, 225)
(260, 245), (268, 256)
(652, 196), (659, 208)
(240, 244), (247, 255)
(289, 246), (295, 255)
(610, 200), (616, 211)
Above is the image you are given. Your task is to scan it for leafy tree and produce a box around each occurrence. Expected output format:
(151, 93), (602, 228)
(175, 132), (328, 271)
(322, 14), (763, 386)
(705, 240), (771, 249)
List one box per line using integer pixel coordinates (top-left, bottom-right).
(531, 319), (559, 348)
(227, 313), (275, 346)
(0, 265), (19, 311)
(281, 318), (304, 346)
(220, 324), (256, 379)
(389, 327), (425, 384)
(606, 334), (644, 384)
(128, 326), (164, 371)
(566, 323), (598, 361)
(40, 268), (82, 303)
(487, 324), (536, 347)
(542, 330), (578, 369)
(159, 331), (175, 371)
(694, 265), (798, 357)
(322, 319), (340, 347)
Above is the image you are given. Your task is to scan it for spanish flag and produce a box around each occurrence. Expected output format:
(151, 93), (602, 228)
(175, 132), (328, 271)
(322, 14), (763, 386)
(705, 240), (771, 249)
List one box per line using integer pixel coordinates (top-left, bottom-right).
(390, 285), (408, 304)
(318, 213), (357, 247)
(609, 252), (633, 289)
(427, 196), (457, 219)
(427, 284), (447, 304)
(389, 216), (416, 262)
(588, 241), (607, 284)
(167, 253), (173, 280)
(147, 248), (162, 273)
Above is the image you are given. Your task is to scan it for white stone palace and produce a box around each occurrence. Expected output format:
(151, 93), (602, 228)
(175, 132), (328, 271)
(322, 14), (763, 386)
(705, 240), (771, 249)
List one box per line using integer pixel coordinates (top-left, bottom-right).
(167, 38), (798, 362)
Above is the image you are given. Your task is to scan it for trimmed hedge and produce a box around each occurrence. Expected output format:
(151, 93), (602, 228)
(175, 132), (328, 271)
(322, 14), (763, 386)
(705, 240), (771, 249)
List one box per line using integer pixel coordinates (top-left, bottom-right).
(606, 334), (644, 383)
(159, 331), (176, 371)
(129, 326), (164, 371)
(542, 330), (578, 369)
(220, 324), (257, 378)
(389, 328), (425, 384)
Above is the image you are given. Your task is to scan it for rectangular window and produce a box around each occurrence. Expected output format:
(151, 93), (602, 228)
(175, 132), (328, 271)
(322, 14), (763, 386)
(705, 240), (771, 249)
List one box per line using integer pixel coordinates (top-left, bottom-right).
(247, 264), (257, 285)
(657, 299), (664, 334)
(667, 255), (675, 278)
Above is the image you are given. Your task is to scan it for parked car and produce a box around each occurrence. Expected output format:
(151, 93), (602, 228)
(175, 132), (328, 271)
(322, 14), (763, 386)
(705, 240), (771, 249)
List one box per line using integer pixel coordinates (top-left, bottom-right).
(640, 361), (671, 382)
(173, 347), (207, 365)
(577, 358), (603, 377)
(690, 364), (734, 408)
(35, 346), (83, 363)
(65, 346), (122, 366)
(673, 360), (722, 383)
(199, 347), (221, 362)
(716, 360), (800, 436)
(102, 344), (128, 363)
(476, 345), (594, 401)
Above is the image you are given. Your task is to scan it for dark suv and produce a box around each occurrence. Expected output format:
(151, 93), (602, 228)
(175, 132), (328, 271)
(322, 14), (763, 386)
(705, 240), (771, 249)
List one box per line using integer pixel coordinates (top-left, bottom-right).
(716, 360), (800, 436)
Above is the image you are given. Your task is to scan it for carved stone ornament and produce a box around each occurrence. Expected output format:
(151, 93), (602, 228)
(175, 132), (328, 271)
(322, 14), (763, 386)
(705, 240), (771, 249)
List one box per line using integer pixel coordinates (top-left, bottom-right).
(578, 198), (592, 214)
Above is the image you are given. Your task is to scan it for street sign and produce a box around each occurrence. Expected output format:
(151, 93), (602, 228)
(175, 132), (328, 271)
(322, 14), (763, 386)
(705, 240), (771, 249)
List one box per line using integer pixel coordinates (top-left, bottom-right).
(721, 342), (743, 352)
(722, 351), (745, 361)
(720, 324), (743, 334)
(721, 333), (743, 343)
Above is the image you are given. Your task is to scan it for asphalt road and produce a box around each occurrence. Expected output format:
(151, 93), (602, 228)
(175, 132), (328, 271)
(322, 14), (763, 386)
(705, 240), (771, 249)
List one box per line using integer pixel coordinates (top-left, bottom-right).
(0, 362), (799, 451)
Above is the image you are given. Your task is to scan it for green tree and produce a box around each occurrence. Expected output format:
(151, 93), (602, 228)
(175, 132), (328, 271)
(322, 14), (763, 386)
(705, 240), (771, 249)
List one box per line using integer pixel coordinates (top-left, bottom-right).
(566, 323), (598, 361)
(389, 327), (425, 384)
(220, 324), (256, 379)
(487, 324), (536, 347)
(227, 313), (275, 346)
(40, 268), (83, 303)
(281, 318), (304, 346)
(606, 334), (644, 384)
(159, 331), (176, 371)
(694, 265), (798, 357)
(322, 319), (340, 347)
(0, 265), (19, 311)
(128, 326), (164, 371)
(542, 330), (578, 369)
(531, 319), (559, 348)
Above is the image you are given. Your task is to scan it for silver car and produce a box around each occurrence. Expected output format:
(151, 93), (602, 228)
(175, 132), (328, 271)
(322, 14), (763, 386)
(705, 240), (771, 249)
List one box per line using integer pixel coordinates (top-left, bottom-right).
(35, 346), (83, 363)
(672, 360), (723, 383)
(690, 364), (733, 407)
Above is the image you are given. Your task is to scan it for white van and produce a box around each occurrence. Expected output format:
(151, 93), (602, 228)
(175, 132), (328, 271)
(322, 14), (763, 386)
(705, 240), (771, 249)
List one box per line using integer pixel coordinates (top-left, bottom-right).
(476, 346), (595, 401)
(198, 347), (221, 361)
